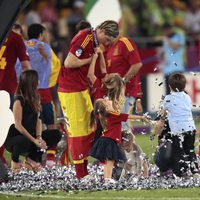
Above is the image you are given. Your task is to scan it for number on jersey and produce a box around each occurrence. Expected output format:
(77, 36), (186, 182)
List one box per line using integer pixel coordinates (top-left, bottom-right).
(0, 45), (7, 70)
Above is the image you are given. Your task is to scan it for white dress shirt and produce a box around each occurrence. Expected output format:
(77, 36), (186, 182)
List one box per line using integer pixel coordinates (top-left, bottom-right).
(163, 91), (195, 135)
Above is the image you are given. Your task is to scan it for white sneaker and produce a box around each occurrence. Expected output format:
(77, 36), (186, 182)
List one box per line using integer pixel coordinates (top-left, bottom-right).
(104, 178), (117, 184)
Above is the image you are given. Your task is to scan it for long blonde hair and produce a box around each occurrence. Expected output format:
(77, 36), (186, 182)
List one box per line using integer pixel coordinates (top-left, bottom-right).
(104, 74), (125, 112)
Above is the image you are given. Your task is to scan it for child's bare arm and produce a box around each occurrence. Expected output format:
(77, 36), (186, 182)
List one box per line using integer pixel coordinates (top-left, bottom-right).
(155, 119), (165, 136)
(96, 47), (107, 74)
(128, 114), (150, 123)
(87, 53), (98, 84)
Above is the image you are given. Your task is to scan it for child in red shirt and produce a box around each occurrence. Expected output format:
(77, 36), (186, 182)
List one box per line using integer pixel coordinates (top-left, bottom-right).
(88, 48), (126, 143)
(90, 98), (149, 182)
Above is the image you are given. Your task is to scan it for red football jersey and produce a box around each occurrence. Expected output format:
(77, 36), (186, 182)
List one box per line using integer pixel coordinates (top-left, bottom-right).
(94, 44), (107, 79)
(91, 78), (106, 102)
(102, 112), (129, 144)
(58, 29), (95, 92)
(106, 36), (141, 97)
(0, 31), (29, 94)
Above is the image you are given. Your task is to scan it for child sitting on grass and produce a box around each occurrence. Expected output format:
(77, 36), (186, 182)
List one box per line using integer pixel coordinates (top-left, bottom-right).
(120, 131), (149, 180)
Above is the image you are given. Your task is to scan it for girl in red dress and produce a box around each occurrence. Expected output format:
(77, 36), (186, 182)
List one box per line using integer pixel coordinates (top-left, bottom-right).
(90, 98), (149, 182)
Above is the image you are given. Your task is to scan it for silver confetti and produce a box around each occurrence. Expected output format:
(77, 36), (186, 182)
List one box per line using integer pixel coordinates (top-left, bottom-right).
(173, 61), (177, 66)
(0, 160), (199, 192)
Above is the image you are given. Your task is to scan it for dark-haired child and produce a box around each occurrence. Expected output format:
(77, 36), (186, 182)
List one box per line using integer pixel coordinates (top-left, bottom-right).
(161, 73), (198, 177)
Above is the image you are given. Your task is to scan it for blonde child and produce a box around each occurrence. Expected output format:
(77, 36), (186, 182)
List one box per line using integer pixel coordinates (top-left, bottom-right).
(88, 48), (126, 143)
(90, 98), (149, 182)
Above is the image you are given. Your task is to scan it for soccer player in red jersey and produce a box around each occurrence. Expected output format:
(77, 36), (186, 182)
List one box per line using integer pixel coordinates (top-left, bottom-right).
(58, 21), (121, 179)
(0, 29), (31, 102)
(97, 20), (143, 133)
(0, 27), (31, 166)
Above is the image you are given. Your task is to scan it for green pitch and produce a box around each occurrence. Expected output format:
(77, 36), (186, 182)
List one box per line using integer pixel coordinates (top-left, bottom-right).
(1, 188), (200, 200)
(1, 120), (200, 200)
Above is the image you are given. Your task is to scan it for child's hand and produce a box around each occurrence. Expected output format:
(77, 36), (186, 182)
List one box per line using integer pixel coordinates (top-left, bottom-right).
(94, 47), (103, 54)
(35, 138), (47, 150)
(92, 52), (98, 60)
(141, 114), (151, 123)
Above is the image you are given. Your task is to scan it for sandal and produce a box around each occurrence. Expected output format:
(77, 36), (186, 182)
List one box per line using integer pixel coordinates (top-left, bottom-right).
(24, 159), (42, 172)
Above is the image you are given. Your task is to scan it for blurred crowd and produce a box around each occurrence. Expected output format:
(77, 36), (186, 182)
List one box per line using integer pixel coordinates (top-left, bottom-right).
(17, 0), (86, 64)
(120, 0), (200, 38)
(16, 0), (200, 64)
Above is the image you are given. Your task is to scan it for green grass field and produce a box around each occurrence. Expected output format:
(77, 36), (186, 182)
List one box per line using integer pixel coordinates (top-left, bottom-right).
(1, 188), (200, 200)
(1, 120), (200, 200)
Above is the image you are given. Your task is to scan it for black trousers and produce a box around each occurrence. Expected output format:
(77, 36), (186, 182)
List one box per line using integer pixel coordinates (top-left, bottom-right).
(5, 129), (62, 162)
(171, 131), (198, 176)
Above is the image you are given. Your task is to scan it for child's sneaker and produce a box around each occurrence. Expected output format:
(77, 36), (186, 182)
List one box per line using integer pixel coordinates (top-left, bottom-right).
(104, 178), (117, 184)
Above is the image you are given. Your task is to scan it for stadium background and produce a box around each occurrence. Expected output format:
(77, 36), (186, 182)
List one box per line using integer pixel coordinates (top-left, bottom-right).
(5, 0), (199, 161)
(0, 1), (200, 199)
(15, 0), (200, 114)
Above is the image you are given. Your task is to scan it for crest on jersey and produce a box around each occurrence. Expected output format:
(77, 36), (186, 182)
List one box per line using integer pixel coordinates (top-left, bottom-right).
(113, 47), (119, 56)
(75, 48), (83, 57)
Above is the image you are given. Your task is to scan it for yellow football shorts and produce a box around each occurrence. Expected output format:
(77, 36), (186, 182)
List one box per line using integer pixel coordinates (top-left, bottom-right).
(58, 89), (93, 137)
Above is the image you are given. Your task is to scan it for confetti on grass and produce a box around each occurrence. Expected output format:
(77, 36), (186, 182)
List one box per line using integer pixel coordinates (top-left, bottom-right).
(0, 162), (199, 192)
